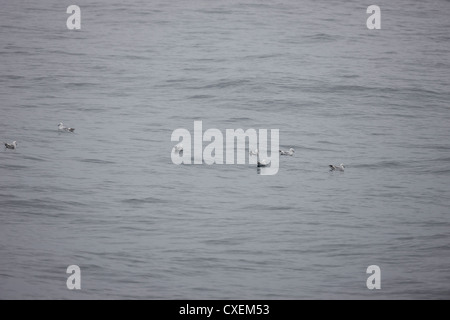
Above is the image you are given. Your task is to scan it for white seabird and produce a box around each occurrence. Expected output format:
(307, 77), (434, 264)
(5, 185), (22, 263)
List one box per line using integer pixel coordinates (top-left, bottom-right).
(257, 159), (270, 168)
(4, 141), (17, 150)
(173, 143), (183, 152)
(58, 122), (75, 133)
(280, 148), (295, 156)
(329, 164), (345, 172)
(249, 149), (259, 156)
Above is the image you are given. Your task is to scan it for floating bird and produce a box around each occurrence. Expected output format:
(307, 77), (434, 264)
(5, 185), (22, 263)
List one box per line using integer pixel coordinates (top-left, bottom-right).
(4, 141), (17, 150)
(329, 164), (345, 172)
(173, 143), (183, 152)
(58, 122), (75, 133)
(257, 159), (270, 168)
(249, 149), (259, 156)
(280, 148), (295, 156)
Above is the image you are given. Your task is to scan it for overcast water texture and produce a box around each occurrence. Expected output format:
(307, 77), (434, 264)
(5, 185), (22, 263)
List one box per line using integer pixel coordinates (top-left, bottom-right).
(1, 0), (449, 299)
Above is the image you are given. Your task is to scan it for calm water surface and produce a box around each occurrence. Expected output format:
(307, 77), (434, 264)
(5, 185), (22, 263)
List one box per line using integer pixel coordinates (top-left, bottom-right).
(0, 0), (449, 299)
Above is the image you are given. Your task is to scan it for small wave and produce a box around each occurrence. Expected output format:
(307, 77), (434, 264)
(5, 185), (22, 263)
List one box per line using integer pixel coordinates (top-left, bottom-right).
(8, 85), (28, 89)
(22, 156), (47, 162)
(198, 9), (233, 15)
(271, 185), (288, 190)
(429, 168), (450, 175)
(0, 193), (18, 200)
(305, 33), (337, 42)
(352, 161), (406, 169)
(64, 82), (98, 88)
(340, 74), (360, 79)
(1, 75), (25, 80)
(123, 54), (149, 61)
(0, 51), (33, 56)
(166, 78), (197, 84)
(328, 84), (443, 97)
(48, 50), (88, 57)
(420, 145), (450, 151)
(79, 159), (116, 165)
(427, 157), (450, 162)
(370, 132), (390, 136)
(188, 95), (215, 99)
(122, 197), (168, 205)
(0, 25), (30, 31)
(188, 79), (251, 90)
(0, 164), (28, 170)
(17, 104), (39, 109)
(316, 140), (334, 145)
(225, 117), (254, 123)
(1, 199), (66, 213)
(298, 146), (332, 152)
(241, 204), (294, 211)
(243, 53), (281, 60)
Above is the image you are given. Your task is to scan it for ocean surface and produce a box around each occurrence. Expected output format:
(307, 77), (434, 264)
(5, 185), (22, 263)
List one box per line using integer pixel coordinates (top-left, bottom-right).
(1, 0), (449, 299)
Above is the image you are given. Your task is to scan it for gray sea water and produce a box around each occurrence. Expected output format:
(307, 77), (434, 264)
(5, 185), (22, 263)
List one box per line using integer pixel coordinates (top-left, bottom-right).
(1, 0), (449, 300)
